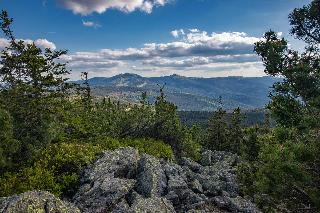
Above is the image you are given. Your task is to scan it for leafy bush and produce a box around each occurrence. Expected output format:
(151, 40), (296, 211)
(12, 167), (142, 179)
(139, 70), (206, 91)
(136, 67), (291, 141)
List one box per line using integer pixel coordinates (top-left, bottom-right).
(0, 142), (100, 197)
(0, 137), (175, 197)
(237, 128), (320, 211)
(123, 138), (174, 160)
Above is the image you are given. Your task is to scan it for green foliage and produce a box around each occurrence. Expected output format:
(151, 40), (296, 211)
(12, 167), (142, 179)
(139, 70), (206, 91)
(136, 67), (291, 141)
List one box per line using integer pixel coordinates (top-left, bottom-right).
(238, 1), (320, 211)
(240, 127), (260, 162)
(0, 138), (175, 197)
(0, 10), (73, 165)
(238, 128), (319, 211)
(0, 142), (100, 197)
(206, 107), (244, 154)
(228, 108), (244, 154)
(289, 0), (320, 44)
(123, 138), (174, 160)
(0, 107), (21, 172)
(206, 108), (229, 151)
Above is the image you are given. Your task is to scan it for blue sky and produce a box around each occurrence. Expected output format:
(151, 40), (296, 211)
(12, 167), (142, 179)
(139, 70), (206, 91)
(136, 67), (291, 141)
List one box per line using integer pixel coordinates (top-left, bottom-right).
(0, 0), (312, 79)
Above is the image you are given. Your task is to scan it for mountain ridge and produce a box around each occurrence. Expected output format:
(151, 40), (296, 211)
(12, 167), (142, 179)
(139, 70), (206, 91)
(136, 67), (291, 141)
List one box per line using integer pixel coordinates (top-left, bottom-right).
(74, 73), (280, 111)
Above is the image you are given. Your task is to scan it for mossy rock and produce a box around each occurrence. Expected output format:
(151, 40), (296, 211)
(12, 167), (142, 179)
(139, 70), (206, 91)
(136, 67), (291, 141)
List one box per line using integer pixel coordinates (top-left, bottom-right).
(0, 191), (80, 213)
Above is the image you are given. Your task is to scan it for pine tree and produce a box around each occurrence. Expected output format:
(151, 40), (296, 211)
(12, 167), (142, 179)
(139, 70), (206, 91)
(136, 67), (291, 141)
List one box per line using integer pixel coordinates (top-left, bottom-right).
(207, 108), (229, 151)
(228, 107), (243, 154)
(0, 10), (72, 162)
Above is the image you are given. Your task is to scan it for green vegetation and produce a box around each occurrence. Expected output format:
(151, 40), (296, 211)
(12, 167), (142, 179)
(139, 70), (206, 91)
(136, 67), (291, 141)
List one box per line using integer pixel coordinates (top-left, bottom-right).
(0, 138), (173, 197)
(237, 1), (320, 211)
(0, 1), (319, 212)
(0, 10), (191, 197)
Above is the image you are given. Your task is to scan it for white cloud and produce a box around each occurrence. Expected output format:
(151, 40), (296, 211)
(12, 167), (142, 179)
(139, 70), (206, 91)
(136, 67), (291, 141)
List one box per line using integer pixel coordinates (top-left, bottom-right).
(57, 0), (170, 15)
(57, 29), (268, 79)
(171, 29), (184, 38)
(142, 54), (259, 68)
(0, 38), (56, 50)
(82, 20), (102, 28)
(0, 38), (10, 49)
(34, 39), (56, 50)
(277, 32), (283, 37)
(189, 28), (200, 33)
(88, 30), (261, 60)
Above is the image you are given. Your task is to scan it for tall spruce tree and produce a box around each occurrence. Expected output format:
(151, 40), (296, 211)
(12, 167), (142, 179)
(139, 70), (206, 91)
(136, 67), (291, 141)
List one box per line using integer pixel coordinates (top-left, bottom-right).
(207, 108), (229, 151)
(228, 107), (243, 154)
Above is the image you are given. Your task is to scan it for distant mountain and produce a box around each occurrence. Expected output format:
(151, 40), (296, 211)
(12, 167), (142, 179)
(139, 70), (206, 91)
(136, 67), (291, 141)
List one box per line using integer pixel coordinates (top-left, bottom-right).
(75, 73), (280, 111)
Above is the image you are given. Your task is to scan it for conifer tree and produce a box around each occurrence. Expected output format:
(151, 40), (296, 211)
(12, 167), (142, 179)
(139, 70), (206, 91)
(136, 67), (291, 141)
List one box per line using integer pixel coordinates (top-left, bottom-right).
(228, 107), (243, 154)
(207, 108), (229, 151)
(0, 10), (72, 161)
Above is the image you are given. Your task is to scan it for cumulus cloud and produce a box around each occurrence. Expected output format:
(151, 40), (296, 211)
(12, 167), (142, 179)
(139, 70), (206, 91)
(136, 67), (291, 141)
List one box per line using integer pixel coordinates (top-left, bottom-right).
(57, 0), (170, 15)
(142, 54), (259, 68)
(83, 30), (261, 60)
(34, 39), (56, 50)
(82, 20), (102, 28)
(57, 29), (267, 79)
(171, 29), (185, 38)
(68, 61), (123, 69)
(0, 38), (10, 49)
(0, 38), (56, 50)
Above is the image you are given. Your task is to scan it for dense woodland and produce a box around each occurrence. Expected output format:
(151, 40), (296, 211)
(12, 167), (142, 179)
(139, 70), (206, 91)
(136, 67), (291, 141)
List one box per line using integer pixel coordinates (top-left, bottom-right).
(178, 109), (271, 127)
(0, 1), (320, 212)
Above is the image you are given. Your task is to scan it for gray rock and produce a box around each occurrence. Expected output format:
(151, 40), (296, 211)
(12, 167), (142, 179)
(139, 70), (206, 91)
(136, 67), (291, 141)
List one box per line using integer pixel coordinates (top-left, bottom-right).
(73, 177), (136, 212)
(136, 154), (167, 197)
(131, 196), (175, 213)
(190, 179), (203, 194)
(112, 199), (131, 213)
(213, 196), (261, 213)
(0, 191), (80, 213)
(200, 150), (238, 167)
(200, 150), (214, 166)
(181, 189), (206, 211)
(181, 157), (202, 173)
(73, 147), (139, 212)
(228, 196), (261, 213)
(165, 191), (180, 206)
(1, 148), (260, 213)
(164, 163), (187, 181)
(82, 147), (140, 183)
(168, 176), (188, 192)
(69, 148), (259, 213)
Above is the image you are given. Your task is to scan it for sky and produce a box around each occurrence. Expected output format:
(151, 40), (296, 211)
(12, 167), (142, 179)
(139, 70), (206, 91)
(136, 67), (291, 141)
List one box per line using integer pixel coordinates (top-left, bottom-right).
(0, 0), (312, 79)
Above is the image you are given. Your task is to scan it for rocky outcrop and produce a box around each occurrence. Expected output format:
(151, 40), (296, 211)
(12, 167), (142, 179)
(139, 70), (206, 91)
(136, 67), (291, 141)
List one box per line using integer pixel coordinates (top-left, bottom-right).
(73, 147), (260, 213)
(0, 148), (260, 213)
(136, 154), (167, 197)
(0, 191), (80, 213)
(73, 148), (139, 212)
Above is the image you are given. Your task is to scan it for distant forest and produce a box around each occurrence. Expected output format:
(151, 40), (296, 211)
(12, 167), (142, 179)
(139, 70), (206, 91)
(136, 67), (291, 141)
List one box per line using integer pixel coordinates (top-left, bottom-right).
(178, 109), (271, 127)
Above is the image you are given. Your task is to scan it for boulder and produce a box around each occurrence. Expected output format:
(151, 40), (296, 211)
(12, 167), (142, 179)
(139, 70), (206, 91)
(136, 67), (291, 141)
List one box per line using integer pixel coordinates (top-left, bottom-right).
(67, 148), (258, 212)
(181, 157), (202, 173)
(1, 148), (260, 213)
(131, 196), (175, 213)
(73, 177), (136, 212)
(200, 150), (238, 167)
(73, 147), (139, 212)
(213, 196), (261, 213)
(0, 191), (80, 213)
(81, 147), (140, 183)
(136, 154), (167, 197)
